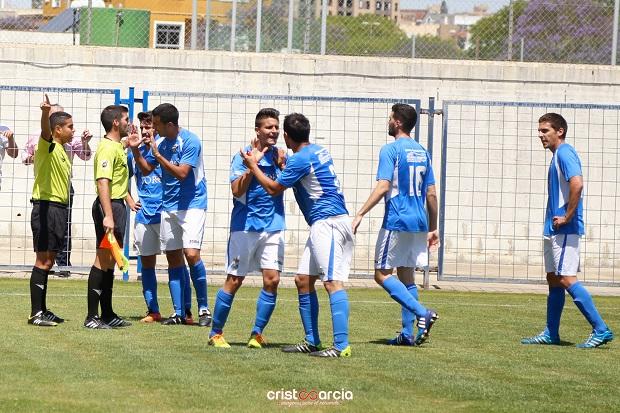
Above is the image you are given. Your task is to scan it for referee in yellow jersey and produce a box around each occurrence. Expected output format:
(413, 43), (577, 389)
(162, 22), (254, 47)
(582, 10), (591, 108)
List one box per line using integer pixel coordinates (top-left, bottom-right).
(28, 94), (74, 327)
(84, 105), (133, 329)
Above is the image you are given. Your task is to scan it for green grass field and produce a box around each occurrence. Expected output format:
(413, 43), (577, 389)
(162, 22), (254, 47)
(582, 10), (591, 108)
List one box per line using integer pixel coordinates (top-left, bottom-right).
(0, 278), (618, 413)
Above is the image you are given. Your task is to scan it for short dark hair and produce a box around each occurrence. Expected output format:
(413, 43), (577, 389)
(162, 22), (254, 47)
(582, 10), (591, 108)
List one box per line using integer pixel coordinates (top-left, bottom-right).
(137, 111), (152, 122)
(391, 103), (417, 134)
(152, 103), (179, 126)
(255, 108), (280, 128)
(50, 111), (72, 131)
(283, 113), (310, 143)
(100, 105), (128, 133)
(539, 113), (568, 139)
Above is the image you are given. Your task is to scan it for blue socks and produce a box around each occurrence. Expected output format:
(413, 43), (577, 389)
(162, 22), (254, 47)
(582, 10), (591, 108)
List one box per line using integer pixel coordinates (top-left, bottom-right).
(252, 289), (277, 335)
(567, 282), (608, 334)
(299, 292), (321, 346)
(210, 289), (234, 337)
(190, 260), (209, 312)
(544, 286), (565, 340)
(382, 276), (427, 318)
(141, 267), (159, 313)
(167, 266), (186, 317)
(183, 266), (191, 313)
(402, 283), (419, 338)
(329, 290), (350, 351)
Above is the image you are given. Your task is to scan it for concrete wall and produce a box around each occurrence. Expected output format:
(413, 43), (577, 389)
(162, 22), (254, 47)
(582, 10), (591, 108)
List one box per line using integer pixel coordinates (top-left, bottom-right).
(2, 44), (620, 281)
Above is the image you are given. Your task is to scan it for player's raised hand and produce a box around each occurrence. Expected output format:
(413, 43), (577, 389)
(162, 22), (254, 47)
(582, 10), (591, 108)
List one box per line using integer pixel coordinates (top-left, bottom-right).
(40, 93), (51, 112)
(126, 131), (144, 149)
(276, 148), (287, 169)
(240, 147), (258, 169)
(427, 230), (439, 249)
(250, 137), (269, 163)
(1, 129), (14, 140)
(81, 129), (93, 142)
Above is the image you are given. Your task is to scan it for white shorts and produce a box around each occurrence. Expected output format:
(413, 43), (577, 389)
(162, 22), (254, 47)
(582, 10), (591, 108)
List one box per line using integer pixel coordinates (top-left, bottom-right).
(226, 230), (284, 276)
(297, 215), (354, 282)
(134, 222), (161, 256)
(544, 234), (581, 276)
(374, 229), (428, 270)
(160, 209), (206, 251)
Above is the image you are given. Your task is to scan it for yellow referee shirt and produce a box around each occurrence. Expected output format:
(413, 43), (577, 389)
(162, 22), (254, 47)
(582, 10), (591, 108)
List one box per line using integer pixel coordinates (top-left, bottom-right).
(94, 137), (128, 200)
(32, 137), (71, 204)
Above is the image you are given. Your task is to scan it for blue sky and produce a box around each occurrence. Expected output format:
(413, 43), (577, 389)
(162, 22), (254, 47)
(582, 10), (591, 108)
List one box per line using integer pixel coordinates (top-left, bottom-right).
(400, 0), (510, 13)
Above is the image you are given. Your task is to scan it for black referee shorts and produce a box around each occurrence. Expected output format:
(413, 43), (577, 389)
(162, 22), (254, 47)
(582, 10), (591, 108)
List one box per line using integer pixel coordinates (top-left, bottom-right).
(92, 198), (127, 248)
(31, 200), (69, 253)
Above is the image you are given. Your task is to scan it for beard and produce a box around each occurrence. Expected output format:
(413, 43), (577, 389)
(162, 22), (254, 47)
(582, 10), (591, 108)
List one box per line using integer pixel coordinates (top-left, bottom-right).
(388, 124), (396, 137)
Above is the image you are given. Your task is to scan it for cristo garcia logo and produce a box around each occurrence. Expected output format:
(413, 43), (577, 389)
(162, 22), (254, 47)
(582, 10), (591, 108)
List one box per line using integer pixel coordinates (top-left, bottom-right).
(266, 388), (353, 403)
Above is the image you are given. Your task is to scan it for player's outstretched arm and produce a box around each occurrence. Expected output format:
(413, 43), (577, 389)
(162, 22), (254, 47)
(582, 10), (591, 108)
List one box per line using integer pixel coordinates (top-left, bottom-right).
(40, 94), (52, 142)
(352, 180), (390, 234)
(240, 148), (286, 196)
(127, 133), (156, 176)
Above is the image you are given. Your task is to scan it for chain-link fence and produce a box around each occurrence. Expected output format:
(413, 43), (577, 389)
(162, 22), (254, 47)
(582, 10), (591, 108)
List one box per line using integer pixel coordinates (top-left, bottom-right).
(1, 0), (620, 65)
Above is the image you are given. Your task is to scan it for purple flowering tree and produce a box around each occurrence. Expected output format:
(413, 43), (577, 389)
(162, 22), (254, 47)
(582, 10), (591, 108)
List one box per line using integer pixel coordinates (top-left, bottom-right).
(515, 0), (615, 64)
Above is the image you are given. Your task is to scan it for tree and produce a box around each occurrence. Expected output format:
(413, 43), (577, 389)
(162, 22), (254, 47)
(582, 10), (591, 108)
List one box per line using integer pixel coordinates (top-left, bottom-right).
(467, 0), (527, 60)
(515, 0), (615, 64)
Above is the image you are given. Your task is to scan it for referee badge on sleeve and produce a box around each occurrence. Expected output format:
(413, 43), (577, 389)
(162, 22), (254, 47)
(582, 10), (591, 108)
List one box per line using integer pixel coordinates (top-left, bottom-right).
(101, 160), (109, 169)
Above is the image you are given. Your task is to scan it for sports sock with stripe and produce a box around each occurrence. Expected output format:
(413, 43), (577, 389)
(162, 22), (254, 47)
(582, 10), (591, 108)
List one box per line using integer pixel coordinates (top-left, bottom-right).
(210, 289), (234, 337)
(252, 289), (277, 335)
(544, 286), (565, 340)
(168, 266), (186, 317)
(87, 266), (105, 317)
(190, 260), (209, 312)
(382, 275), (427, 318)
(141, 267), (159, 313)
(29, 266), (48, 317)
(329, 289), (350, 351)
(567, 282), (608, 334)
(183, 266), (191, 313)
(401, 283), (419, 338)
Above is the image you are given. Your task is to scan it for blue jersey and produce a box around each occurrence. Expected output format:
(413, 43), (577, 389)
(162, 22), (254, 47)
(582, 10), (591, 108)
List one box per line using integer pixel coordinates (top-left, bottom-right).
(544, 143), (584, 236)
(277, 144), (348, 225)
(128, 139), (164, 225)
(376, 137), (435, 232)
(145, 128), (208, 212)
(229, 145), (285, 232)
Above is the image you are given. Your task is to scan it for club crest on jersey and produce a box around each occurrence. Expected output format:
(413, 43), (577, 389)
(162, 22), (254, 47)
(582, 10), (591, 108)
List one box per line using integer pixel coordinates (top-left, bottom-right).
(101, 160), (109, 168)
(171, 144), (178, 153)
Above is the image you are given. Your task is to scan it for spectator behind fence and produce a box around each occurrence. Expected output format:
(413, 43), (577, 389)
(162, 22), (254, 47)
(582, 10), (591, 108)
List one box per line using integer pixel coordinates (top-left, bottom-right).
(22, 103), (93, 276)
(0, 125), (18, 191)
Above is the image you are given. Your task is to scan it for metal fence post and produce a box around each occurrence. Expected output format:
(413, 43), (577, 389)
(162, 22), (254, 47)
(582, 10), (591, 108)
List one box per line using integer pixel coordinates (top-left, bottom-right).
(613, 0), (619, 65)
(86, 0), (93, 45)
(205, 0), (211, 50)
(320, 0), (327, 55)
(507, 0), (514, 60)
(256, 0), (262, 52)
(411, 35), (416, 59)
(287, 0), (294, 53)
(191, 0), (198, 50)
(231, 0), (238, 52)
(437, 103), (449, 280)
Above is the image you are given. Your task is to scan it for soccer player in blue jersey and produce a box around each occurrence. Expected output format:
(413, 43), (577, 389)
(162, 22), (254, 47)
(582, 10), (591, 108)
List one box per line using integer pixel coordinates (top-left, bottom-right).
(127, 111), (165, 323)
(209, 108), (287, 349)
(352, 104), (438, 346)
(521, 113), (614, 348)
(127, 103), (212, 327)
(241, 113), (354, 358)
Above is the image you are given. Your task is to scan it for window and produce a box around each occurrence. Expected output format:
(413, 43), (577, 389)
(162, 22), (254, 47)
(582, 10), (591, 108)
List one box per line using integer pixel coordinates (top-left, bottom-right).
(366, 1), (370, 8)
(154, 22), (184, 50)
(359, 1), (363, 8)
(384, 2), (389, 10)
(338, 0), (344, 6)
(394, 2), (398, 11)
(376, 1), (381, 10)
(51, 0), (61, 7)
(346, 0), (352, 8)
